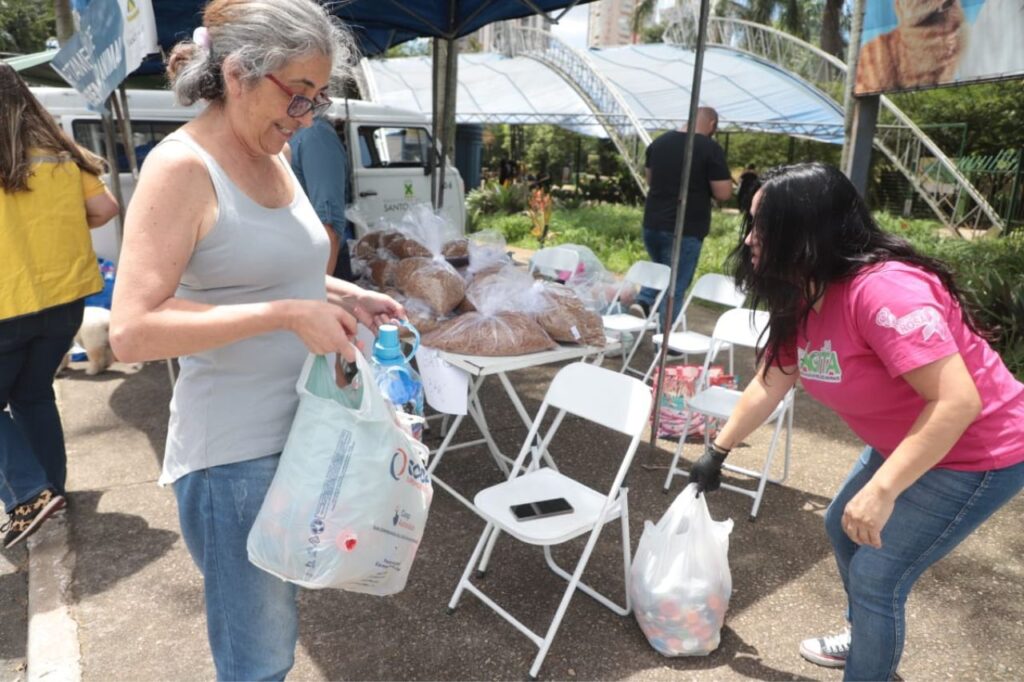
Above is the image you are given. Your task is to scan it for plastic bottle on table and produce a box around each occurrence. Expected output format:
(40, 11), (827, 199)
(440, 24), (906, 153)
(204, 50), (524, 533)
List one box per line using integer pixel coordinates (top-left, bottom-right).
(370, 322), (425, 440)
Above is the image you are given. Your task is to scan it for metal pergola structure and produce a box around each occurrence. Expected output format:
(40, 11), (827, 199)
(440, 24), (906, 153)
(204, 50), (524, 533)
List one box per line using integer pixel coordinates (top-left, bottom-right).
(445, 111), (844, 139)
(682, 15), (1006, 233)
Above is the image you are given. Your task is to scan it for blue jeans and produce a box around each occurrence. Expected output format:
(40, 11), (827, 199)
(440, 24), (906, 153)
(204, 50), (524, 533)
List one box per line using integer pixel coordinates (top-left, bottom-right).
(825, 447), (1024, 681)
(636, 230), (703, 325)
(174, 454), (299, 681)
(0, 300), (83, 510)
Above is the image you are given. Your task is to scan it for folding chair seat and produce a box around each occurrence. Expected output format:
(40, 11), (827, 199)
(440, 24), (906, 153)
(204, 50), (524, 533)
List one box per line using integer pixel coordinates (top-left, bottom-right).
(642, 273), (747, 383)
(528, 246), (580, 282)
(447, 362), (652, 680)
(663, 307), (795, 520)
(600, 261), (671, 375)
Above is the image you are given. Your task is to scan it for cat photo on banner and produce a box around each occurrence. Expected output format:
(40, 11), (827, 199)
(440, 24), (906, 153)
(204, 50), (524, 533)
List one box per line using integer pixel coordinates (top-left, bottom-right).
(854, 0), (1024, 95)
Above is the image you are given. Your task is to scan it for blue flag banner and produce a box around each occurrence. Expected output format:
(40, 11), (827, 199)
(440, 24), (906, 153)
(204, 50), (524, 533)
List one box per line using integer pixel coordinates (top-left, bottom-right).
(52, 0), (128, 112)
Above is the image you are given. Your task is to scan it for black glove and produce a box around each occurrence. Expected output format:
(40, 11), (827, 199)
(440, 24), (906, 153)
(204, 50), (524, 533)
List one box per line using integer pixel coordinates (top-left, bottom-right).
(691, 443), (728, 496)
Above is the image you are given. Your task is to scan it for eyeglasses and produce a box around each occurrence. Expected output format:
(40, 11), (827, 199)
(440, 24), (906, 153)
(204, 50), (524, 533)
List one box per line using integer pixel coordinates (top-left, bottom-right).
(265, 74), (331, 118)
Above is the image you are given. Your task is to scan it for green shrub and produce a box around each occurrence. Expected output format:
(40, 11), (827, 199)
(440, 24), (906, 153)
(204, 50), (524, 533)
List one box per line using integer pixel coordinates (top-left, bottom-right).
(915, 232), (1024, 377)
(465, 181), (530, 229)
(472, 213), (533, 243)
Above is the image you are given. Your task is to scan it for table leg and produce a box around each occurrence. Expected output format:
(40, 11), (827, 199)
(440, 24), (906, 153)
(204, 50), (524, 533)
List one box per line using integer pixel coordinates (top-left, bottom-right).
(467, 384), (511, 476)
(496, 371), (557, 470)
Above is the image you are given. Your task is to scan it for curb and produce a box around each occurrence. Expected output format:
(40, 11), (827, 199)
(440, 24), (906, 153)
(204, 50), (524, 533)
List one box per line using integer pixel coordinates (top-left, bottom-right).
(26, 513), (81, 682)
(26, 377), (81, 682)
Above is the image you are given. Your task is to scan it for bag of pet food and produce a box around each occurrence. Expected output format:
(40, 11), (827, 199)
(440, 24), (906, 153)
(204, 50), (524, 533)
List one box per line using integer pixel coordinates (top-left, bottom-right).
(532, 281), (606, 347)
(465, 229), (511, 280)
(393, 204), (459, 259)
(395, 257), (465, 316)
(422, 271), (556, 356)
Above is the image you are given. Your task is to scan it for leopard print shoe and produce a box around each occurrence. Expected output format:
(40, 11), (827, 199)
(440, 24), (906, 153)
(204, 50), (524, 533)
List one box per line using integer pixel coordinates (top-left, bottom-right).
(2, 489), (66, 549)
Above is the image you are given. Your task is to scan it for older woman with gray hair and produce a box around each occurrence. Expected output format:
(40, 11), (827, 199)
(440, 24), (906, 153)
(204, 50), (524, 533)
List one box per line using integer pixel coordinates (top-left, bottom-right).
(110, 0), (403, 678)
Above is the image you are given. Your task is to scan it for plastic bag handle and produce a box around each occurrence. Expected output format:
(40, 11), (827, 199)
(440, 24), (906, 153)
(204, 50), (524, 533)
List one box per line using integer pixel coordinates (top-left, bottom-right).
(395, 318), (420, 362)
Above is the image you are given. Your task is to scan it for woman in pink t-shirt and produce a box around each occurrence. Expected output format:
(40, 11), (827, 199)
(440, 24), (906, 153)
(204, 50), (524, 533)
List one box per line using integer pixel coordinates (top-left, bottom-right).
(690, 163), (1024, 680)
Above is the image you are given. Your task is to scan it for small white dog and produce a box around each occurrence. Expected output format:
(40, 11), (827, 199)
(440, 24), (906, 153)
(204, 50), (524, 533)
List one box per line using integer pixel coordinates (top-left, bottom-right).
(67, 306), (115, 375)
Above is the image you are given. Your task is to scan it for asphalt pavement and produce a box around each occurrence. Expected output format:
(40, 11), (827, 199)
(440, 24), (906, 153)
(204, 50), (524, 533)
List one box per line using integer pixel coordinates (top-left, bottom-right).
(3, 301), (1023, 681)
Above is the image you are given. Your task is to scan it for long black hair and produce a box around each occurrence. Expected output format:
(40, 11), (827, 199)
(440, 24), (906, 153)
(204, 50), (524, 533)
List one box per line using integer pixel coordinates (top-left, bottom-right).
(729, 162), (987, 376)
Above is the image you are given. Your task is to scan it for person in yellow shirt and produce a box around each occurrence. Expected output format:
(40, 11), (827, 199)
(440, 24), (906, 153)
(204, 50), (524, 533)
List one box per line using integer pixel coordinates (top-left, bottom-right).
(0, 64), (119, 548)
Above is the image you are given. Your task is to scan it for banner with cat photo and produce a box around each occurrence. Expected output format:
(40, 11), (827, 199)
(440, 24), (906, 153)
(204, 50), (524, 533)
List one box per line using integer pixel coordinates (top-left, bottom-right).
(855, 0), (1024, 95)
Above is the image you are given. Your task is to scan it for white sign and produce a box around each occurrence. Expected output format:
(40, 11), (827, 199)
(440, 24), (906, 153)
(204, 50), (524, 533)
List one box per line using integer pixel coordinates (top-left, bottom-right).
(119, 0), (158, 73)
(416, 346), (468, 416)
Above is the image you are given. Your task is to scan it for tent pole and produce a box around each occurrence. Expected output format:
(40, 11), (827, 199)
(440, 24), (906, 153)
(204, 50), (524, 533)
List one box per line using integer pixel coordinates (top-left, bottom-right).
(114, 86), (140, 182)
(840, 0), (867, 174)
(431, 37), (442, 209)
(435, 36), (458, 210)
(100, 99), (126, 260)
(649, 0), (712, 447)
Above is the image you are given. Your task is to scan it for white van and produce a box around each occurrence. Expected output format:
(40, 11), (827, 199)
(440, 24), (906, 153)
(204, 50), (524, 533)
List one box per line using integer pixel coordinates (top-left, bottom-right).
(32, 87), (466, 263)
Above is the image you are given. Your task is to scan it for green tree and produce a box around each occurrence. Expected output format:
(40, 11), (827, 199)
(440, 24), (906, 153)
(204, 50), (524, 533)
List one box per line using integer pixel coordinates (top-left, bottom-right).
(0, 0), (55, 53)
(891, 80), (1024, 156)
(630, 0), (657, 43)
(523, 125), (585, 180)
(820, 0), (845, 57)
(747, 0), (805, 39)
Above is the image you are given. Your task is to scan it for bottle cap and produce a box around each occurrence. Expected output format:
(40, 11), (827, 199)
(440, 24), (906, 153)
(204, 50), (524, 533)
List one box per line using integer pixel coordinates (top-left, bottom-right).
(373, 324), (403, 364)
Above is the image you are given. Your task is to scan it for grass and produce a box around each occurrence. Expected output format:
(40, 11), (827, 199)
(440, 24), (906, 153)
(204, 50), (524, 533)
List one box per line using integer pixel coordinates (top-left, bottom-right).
(472, 205), (743, 276)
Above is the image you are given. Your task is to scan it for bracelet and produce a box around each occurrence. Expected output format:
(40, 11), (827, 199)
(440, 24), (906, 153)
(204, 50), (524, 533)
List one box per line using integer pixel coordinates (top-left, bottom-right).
(710, 442), (731, 455)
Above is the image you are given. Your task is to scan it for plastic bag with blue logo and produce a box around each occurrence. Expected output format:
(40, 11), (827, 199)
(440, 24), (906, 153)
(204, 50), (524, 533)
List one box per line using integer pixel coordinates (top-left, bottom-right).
(246, 351), (433, 595)
(629, 483), (733, 656)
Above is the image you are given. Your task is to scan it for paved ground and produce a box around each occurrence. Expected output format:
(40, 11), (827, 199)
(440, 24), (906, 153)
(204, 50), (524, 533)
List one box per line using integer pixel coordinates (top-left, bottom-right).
(2, 302), (1023, 681)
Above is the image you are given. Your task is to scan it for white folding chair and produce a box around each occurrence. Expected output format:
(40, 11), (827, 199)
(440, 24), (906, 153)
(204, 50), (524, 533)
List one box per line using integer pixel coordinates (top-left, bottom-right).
(663, 307), (795, 520)
(528, 246), (580, 282)
(600, 261), (671, 375)
(447, 362), (653, 680)
(642, 272), (747, 383)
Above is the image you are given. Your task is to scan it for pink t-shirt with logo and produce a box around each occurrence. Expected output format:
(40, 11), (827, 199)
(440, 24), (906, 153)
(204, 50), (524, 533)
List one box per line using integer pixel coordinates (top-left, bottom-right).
(781, 261), (1024, 471)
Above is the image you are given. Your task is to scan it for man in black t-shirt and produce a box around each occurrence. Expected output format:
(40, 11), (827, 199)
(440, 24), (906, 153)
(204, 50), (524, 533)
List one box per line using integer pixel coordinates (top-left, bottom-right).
(634, 107), (732, 327)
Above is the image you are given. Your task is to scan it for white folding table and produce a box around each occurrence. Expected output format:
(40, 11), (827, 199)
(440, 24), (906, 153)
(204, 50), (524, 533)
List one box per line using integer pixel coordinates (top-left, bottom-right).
(425, 341), (619, 514)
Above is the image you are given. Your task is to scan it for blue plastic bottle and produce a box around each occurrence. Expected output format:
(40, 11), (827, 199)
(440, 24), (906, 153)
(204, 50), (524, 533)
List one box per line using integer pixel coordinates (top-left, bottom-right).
(371, 322), (425, 441)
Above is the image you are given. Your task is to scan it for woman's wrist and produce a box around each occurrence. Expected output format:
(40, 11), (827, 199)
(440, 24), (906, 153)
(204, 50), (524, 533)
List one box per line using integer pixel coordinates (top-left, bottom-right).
(268, 299), (296, 333)
(710, 441), (731, 456)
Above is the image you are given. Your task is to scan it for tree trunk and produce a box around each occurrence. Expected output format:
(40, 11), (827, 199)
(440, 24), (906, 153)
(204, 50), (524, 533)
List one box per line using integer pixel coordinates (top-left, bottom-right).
(54, 0), (74, 45)
(820, 0), (845, 57)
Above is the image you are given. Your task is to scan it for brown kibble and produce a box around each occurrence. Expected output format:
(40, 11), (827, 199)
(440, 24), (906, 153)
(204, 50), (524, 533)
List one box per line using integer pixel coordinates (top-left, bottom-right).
(422, 312), (557, 356)
(368, 259), (395, 288)
(395, 257), (465, 315)
(442, 239), (469, 259)
(353, 232), (383, 259)
(391, 237), (432, 259)
(535, 282), (606, 347)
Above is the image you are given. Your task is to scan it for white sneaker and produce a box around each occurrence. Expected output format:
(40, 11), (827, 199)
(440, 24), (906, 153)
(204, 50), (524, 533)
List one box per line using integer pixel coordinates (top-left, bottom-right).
(799, 628), (850, 668)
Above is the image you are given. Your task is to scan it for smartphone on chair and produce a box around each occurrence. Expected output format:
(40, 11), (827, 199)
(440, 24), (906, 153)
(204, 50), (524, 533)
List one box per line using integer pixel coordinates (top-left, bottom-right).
(510, 497), (574, 522)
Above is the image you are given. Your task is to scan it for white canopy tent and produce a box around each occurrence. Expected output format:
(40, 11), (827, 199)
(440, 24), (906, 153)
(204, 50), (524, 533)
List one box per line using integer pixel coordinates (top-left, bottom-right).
(366, 44), (844, 142)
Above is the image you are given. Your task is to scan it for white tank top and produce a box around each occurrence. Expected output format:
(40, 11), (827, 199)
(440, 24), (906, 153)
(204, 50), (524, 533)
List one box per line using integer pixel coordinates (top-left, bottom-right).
(158, 130), (329, 485)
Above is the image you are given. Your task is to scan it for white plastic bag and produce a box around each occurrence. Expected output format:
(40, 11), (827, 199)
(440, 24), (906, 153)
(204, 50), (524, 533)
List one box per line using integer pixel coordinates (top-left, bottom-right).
(247, 353), (433, 595)
(395, 203), (459, 255)
(630, 483), (733, 656)
(465, 229), (510, 279)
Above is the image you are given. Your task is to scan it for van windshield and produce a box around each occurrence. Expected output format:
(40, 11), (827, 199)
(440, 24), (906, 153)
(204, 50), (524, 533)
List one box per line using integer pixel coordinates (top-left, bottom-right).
(357, 126), (430, 169)
(72, 120), (183, 172)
